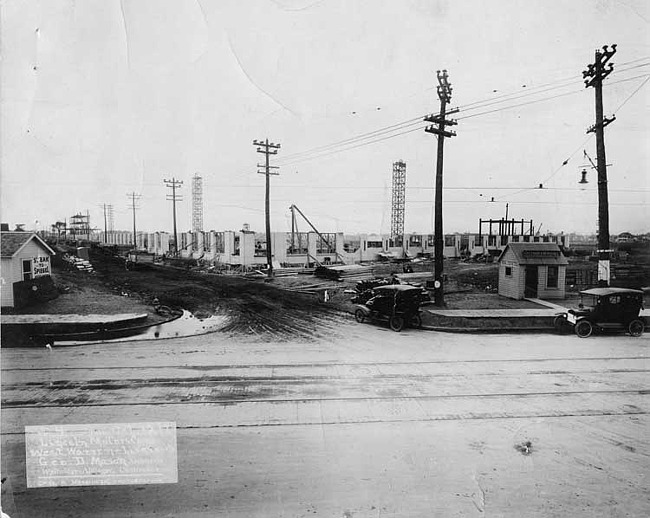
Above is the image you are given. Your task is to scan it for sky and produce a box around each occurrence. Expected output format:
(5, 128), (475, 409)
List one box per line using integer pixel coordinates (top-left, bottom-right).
(1, 0), (649, 237)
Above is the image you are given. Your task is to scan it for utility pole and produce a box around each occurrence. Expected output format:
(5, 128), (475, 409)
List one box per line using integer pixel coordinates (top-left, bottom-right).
(103, 203), (108, 243)
(102, 203), (113, 244)
(583, 44), (616, 287)
(126, 193), (141, 249)
(424, 70), (458, 306)
(253, 139), (281, 277)
(164, 178), (183, 256)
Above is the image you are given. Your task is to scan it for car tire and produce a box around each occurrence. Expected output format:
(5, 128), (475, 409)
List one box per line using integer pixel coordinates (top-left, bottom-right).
(574, 319), (593, 338)
(628, 319), (645, 337)
(553, 315), (568, 333)
(389, 316), (404, 332)
(354, 309), (366, 323)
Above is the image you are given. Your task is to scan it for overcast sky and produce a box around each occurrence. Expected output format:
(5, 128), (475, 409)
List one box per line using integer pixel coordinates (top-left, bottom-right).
(2, 0), (649, 237)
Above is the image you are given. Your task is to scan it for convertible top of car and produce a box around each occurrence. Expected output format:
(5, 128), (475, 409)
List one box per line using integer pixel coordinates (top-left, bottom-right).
(580, 287), (644, 296)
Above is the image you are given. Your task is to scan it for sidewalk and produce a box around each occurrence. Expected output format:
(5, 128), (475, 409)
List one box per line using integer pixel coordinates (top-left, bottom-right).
(420, 297), (649, 333)
(421, 298), (568, 333)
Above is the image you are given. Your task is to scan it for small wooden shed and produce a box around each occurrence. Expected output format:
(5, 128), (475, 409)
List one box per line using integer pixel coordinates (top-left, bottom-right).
(497, 242), (568, 300)
(1, 232), (56, 308)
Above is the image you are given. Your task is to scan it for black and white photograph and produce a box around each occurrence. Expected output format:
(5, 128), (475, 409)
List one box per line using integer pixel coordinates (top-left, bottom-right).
(1, 0), (649, 516)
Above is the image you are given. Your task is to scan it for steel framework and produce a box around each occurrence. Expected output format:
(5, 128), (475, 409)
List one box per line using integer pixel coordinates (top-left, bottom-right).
(191, 174), (203, 233)
(390, 160), (406, 239)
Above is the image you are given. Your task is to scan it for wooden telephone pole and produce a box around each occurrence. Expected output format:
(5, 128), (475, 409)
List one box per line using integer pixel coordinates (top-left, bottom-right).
(424, 70), (458, 306)
(164, 178), (183, 255)
(126, 193), (140, 248)
(254, 139), (281, 277)
(583, 44), (616, 286)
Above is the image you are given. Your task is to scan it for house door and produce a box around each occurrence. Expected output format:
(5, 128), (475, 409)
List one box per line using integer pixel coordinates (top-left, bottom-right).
(524, 266), (538, 298)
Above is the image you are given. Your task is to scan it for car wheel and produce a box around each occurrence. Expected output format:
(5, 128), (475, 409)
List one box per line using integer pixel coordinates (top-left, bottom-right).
(354, 309), (366, 323)
(410, 314), (422, 329)
(628, 319), (645, 337)
(574, 319), (593, 338)
(389, 316), (404, 332)
(553, 315), (568, 333)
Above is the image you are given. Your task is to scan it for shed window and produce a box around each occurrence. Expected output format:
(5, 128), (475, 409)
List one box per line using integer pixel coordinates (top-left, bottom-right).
(505, 266), (512, 277)
(22, 259), (33, 281)
(547, 266), (558, 288)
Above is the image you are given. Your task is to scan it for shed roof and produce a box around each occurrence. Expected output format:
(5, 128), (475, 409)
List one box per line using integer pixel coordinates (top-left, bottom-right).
(0, 232), (56, 258)
(498, 242), (568, 265)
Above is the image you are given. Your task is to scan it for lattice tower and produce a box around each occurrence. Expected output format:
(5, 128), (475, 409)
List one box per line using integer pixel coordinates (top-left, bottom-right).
(390, 161), (406, 238)
(191, 174), (203, 232)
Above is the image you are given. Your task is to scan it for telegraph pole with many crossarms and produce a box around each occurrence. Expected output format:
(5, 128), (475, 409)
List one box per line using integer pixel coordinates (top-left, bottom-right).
(164, 178), (183, 256)
(424, 70), (458, 306)
(253, 139), (281, 277)
(583, 44), (616, 286)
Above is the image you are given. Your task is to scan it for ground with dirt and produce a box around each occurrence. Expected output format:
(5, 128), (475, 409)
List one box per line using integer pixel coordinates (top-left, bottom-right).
(14, 246), (635, 338)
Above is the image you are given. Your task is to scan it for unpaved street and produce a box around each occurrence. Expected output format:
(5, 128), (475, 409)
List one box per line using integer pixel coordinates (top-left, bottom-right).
(2, 323), (649, 517)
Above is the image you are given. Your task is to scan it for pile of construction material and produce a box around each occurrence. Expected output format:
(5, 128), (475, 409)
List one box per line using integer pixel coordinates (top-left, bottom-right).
(62, 253), (94, 273)
(314, 264), (374, 282)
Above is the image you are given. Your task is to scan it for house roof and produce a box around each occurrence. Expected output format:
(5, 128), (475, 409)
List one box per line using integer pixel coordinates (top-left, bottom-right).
(498, 242), (568, 265)
(0, 232), (56, 258)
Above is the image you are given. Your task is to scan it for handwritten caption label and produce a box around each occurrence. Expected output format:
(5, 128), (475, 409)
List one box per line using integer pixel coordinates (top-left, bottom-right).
(25, 422), (178, 487)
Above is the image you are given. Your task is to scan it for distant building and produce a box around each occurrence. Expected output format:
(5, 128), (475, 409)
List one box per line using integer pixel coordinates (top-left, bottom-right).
(497, 242), (568, 300)
(1, 231), (56, 308)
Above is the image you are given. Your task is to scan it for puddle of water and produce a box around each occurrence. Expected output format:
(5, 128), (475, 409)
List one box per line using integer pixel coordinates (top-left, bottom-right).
(57, 311), (229, 345)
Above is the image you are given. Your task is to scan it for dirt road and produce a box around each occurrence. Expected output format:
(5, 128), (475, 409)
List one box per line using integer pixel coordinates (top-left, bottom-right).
(2, 324), (649, 517)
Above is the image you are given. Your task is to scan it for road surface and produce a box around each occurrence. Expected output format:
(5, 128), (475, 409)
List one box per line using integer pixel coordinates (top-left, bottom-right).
(2, 322), (649, 517)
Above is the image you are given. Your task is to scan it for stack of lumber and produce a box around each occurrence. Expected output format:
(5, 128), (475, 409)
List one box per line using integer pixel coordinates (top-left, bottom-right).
(314, 264), (374, 282)
(63, 254), (94, 273)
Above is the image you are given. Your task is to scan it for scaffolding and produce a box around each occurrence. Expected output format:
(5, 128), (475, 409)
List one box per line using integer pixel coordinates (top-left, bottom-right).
(390, 160), (406, 240)
(69, 212), (91, 240)
(191, 174), (203, 233)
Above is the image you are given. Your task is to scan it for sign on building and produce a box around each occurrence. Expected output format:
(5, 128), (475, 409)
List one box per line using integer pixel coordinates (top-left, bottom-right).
(32, 256), (51, 277)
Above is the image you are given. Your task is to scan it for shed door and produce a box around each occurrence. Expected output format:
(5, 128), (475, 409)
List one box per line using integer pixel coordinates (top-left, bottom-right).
(524, 266), (538, 298)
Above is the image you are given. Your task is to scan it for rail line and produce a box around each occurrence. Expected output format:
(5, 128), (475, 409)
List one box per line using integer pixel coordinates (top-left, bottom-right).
(3, 355), (649, 372)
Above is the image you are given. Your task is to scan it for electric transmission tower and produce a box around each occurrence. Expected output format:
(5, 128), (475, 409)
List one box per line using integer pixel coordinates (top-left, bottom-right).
(425, 69), (459, 307)
(191, 174), (204, 233)
(164, 177), (183, 255)
(390, 160), (407, 245)
(583, 44), (616, 286)
(253, 139), (281, 277)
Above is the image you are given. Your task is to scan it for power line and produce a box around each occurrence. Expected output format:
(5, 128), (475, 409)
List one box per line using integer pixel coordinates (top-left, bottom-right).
(275, 72), (649, 168)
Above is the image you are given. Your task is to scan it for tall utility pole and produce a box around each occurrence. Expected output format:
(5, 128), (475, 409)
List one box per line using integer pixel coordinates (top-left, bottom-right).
(253, 139), (281, 277)
(424, 70), (458, 306)
(126, 193), (141, 248)
(164, 178), (183, 255)
(191, 173), (204, 233)
(583, 44), (616, 286)
(391, 160), (407, 252)
(102, 204), (114, 243)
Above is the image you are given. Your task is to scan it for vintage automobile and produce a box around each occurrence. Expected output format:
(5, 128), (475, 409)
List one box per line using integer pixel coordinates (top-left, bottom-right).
(554, 287), (646, 338)
(349, 277), (431, 306)
(353, 284), (425, 332)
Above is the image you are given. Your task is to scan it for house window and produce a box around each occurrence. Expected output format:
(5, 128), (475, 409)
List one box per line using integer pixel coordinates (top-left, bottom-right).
(22, 259), (33, 281)
(505, 266), (512, 277)
(547, 266), (558, 288)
